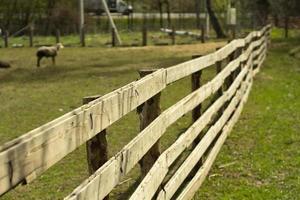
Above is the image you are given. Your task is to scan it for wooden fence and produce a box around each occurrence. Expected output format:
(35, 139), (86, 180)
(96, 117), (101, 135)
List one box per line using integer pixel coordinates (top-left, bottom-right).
(0, 25), (271, 199)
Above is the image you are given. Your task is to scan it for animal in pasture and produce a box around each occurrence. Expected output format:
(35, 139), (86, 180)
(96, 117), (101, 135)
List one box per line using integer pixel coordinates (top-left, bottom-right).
(0, 60), (11, 68)
(36, 43), (64, 67)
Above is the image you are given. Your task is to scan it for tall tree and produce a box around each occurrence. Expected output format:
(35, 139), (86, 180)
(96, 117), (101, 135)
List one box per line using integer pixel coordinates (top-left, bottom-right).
(165, 0), (171, 27)
(157, 0), (164, 27)
(195, 0), (201, 29)
(270, 0), (299, 38)
(206, 0), (226, 38)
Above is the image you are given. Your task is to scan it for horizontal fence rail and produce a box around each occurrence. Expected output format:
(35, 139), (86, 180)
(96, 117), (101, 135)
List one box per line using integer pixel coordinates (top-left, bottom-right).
(0, 25), (271, 199)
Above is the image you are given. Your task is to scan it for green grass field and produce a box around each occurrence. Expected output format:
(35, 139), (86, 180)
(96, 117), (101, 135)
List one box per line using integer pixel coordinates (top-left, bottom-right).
(0, 29), (300, 199)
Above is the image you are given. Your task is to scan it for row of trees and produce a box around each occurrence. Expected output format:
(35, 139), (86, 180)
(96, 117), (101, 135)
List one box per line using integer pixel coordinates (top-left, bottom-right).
(0, 0), (299, 37)
(241, 0), (300, 37)
(0, 0), (78, 34)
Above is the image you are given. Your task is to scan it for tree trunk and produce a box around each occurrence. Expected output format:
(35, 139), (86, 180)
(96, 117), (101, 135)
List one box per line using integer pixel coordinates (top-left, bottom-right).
(45, 0), (56, 35)
(165, 0), (171, 28)
(5, 0), (18, 30)
(206, 0), (226, 38)
(273, 14), (279, 27)
(195, 0), (201, 29)
(158, 0), (164, 27)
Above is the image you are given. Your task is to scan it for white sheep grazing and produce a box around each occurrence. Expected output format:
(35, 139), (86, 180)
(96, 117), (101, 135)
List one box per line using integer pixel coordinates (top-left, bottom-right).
(36, 43), (64, 67)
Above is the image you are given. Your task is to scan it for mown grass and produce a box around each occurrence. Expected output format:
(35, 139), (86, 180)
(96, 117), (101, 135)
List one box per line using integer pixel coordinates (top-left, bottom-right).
(194, 31), (300, 199)
(0, 42), (223, 199)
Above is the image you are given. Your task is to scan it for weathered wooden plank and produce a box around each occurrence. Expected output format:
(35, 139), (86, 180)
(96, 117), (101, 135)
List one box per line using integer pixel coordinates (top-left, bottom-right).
(167, 26), (268, 85)
(138, 69), (162, 177)
(253, 44), (267, 66)
(176, 77), (253, 200)
(0, 24), (271, 197)
(0, 69), (167, 196)
(129, 154), (168, 200)
(166, 53), (217, 84)
(253, 51), (267, 76)
(244, 32), (254, 44)
(158, 73), (252, 200)
(166, 39), (245, 84)
(133, 66), (252, 200)
(138, 55), (254, 200)
(65, 38), (253, 200)
(82, 95), (109, 200)
(64, 83), (208, 200)
(191, 54), (203, 148)
(130, 45), (257, 200)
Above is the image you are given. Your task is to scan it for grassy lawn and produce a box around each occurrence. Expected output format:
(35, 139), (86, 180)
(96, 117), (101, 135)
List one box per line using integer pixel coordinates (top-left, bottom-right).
(195, 33), (300, 199)
(0, 28), (300, 200)
(0, 42), (223, 199)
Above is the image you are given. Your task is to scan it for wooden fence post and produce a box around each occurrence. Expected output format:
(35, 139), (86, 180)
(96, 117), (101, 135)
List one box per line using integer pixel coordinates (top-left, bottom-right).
(231, 25), (236, 39)
(142, 26), (147, 46)
(4, 30), (8, 48)
(201, 24), (205, 43)
(56, 29), (60, 43)
(80, 26), (86, 47)
(29, 25), (33, 47)
(82, 95), (109, 200)
(191, 55), (202, 134)
(190, 55), (203, 174)
(171, 26), (176, 45)
(225, 43), (237, 89)
(137, 69), (161, 177)
(112, 27), (116, 47)
(215, 48), (224, 115)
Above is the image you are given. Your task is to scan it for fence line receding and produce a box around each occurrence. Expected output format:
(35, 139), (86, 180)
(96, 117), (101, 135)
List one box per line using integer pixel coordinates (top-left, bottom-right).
(0, 25), (271, 200)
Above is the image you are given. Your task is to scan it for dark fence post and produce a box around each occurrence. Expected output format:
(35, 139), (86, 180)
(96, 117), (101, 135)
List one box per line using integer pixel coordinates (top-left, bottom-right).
(201, 24), (205, 43)
(112, 27), (116, 47)
(215, 47), (224, 115)
(191, 55), (203, 146)
(142, 26), (147, 46)
(171, 26), (176, 45)
(232, 25), (236, 39)
(4, 30), (8, 48)
(137, 69), (161, 177)
(82, 95), (109, 200)
(225, 41), (237, 89)
(80, 26), (86, 47)
(29, 25), (33, 47)
(190, 55), (203, 173)
(56, 29), (60, 43)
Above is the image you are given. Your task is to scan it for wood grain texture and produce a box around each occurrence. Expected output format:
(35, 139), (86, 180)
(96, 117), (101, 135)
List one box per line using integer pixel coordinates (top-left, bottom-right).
(138, 69), (162, 178)
(132, 51), (254, 200)
(0, 69), (167, 196)
(65, 39), (253, 200)
(176, 75), (254, 200)
(0, 25), (271, 197)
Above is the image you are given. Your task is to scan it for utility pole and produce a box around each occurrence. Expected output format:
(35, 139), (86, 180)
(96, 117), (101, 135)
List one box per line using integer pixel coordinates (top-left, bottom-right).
(79, 0), (85, 46)
(101, 0), (122, 45)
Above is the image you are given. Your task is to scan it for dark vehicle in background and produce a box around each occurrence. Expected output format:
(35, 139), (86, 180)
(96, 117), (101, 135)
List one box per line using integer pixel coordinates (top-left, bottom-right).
(85, 0), (133, 15)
